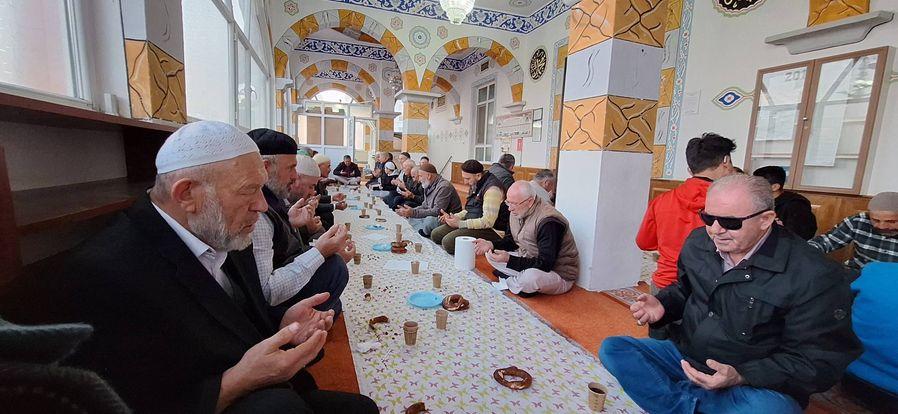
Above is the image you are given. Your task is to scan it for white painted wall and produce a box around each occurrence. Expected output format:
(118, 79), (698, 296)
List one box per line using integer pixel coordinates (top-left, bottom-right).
(672, 0), (898, 195)
(517, 12), (569, 167)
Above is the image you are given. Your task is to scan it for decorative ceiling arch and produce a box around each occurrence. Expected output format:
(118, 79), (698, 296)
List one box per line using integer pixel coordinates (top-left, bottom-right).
(295, 59), (381, 109)
(431, 75), (461, 119)
(302, 81), (365, 103)
(423, 36), (524, 103)
(276, 9), (414, 90)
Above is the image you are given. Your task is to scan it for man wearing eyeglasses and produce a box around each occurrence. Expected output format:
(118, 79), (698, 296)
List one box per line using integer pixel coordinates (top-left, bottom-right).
(472, 181), (579, 297)
(600, 174), (861, 414)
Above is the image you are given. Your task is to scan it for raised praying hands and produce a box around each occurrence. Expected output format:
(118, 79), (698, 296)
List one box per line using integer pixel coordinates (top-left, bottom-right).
(338, 240), (356, 263)
(279, 292), (336, 343)
(396, 205), (413, 218)
(630, 294), (665, 326)
(439, 209), (460, 228)
(287, 199), (313, 229)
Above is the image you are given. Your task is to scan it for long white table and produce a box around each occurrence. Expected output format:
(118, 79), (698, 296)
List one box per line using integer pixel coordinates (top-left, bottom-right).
(333, 186), (643, 413)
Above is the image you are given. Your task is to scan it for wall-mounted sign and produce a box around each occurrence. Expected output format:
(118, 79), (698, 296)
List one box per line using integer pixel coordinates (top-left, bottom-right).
(497, 110), (533, 138)
(529, 48), (547, 81)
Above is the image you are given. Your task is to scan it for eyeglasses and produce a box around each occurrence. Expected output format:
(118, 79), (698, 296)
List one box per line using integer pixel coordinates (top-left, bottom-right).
(505, 196), (534, 208)
(699, 209), (770, 231)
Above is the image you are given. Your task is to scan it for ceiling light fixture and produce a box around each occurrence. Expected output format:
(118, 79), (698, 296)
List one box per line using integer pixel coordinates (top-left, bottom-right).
(439, 0), (475, 25)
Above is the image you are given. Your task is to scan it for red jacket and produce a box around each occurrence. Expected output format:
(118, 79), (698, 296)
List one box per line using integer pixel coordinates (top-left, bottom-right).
(636, 177), (711, 288)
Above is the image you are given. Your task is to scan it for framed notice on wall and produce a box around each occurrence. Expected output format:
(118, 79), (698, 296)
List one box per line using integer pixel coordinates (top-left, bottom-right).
(496, 110), (533, 139)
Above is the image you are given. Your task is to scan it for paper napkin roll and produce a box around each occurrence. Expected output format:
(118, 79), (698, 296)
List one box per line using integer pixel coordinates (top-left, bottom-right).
(454, 236), (476, 271)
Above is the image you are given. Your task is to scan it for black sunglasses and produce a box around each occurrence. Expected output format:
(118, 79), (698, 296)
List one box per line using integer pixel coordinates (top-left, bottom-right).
(699, 209), (771, 231)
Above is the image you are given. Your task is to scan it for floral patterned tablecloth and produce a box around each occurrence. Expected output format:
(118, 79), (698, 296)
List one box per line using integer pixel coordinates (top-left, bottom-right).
(334, 188), (644, 413)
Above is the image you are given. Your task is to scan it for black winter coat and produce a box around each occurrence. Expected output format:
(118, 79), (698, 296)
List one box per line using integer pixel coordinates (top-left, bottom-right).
(0, 195), (317, 412)
(654, 225), (861, 407)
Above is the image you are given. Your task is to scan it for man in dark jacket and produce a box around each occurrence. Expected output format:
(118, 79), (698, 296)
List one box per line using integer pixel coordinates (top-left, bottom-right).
(333, 155), (361, 185)
(753, 165), (817, 239)
(431, 159), (510, 254)
(397, 162), (462, 236)
(0, 121), (377, 413)
(488, 153), (516, 191)
(600, 174), (861, 413)
(385, 159), (420, 209)
(312, 154), (346, 229)
(247, 129), (352, 318)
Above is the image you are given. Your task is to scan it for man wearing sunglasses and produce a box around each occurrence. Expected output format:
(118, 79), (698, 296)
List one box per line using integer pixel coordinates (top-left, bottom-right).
(636, 132), (736, 339)
(601, 174), (860, 414)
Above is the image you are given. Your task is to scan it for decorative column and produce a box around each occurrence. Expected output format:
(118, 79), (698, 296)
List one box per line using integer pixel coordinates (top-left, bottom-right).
(395, 90), (441, 155)
(556, 0), (667, 292)
(121, 0), (186, 124)
(374, 111), (401, 153)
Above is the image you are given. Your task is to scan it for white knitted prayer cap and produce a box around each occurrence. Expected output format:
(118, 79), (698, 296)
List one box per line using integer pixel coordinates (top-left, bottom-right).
(155, 121), (259, 174)
(312, 154), (331, 165)
(296, 155), (320, 177)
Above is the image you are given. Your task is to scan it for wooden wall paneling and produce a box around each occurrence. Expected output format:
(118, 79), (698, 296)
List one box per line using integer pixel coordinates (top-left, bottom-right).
(449, 162), (549, 185)
(122, 127), (168, 182)
(0, 146), (22, 283)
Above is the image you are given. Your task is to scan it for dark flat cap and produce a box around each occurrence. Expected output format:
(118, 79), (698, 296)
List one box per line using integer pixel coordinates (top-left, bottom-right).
(247, 128), (298, 155)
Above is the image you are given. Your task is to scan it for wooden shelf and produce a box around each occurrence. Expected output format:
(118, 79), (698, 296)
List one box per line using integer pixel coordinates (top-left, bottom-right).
(13, 178), (151, 236)
(0, 91), (179, 133)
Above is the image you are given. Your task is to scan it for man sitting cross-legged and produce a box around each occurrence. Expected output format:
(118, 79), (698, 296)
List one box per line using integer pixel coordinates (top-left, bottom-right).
(397, 162), (463, 237)
(332, 154), (361, 185)
(431, 159), (510, 254)
(599, 174), (861, 414)
(809, 191), (898, 272)
(473, 181), (579, 297)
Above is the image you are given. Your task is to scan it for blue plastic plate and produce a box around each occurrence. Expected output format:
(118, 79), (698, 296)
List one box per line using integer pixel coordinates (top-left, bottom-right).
(408, 291), (443, 309)
(348, 205), (361, 210)
(372, 243), (392, 252)
(365, 224), (385, 230)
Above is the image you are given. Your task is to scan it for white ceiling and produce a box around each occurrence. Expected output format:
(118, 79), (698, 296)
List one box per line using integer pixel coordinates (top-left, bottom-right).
(467, 0), (553, 16)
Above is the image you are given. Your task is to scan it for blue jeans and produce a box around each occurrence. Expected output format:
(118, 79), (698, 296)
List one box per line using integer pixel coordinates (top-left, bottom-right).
(408, 216), (440, 236)
(599, 336), (802, 414)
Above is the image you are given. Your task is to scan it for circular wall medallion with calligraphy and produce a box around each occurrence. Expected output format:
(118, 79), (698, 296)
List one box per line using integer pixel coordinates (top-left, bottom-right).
(529, 47), (547, 81)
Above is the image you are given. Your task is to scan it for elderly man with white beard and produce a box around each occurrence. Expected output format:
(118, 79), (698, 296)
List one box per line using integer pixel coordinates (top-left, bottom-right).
(247, 129), (353, 318)
(0, 121), (378, 413)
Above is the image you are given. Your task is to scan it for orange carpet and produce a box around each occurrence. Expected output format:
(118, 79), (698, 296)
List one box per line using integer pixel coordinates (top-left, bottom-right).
(308, 257), (856, 413)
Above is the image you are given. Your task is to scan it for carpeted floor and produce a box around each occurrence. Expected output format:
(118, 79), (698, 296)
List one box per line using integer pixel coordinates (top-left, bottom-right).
(308, 254), (869, 413)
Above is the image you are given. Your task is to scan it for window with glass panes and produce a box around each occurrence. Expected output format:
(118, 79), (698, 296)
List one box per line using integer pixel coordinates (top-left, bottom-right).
(474, 83), (496, 162)
(182, 0), (273, 129)
(745, 47), (888, 194)
(0, 0), (86, 102)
